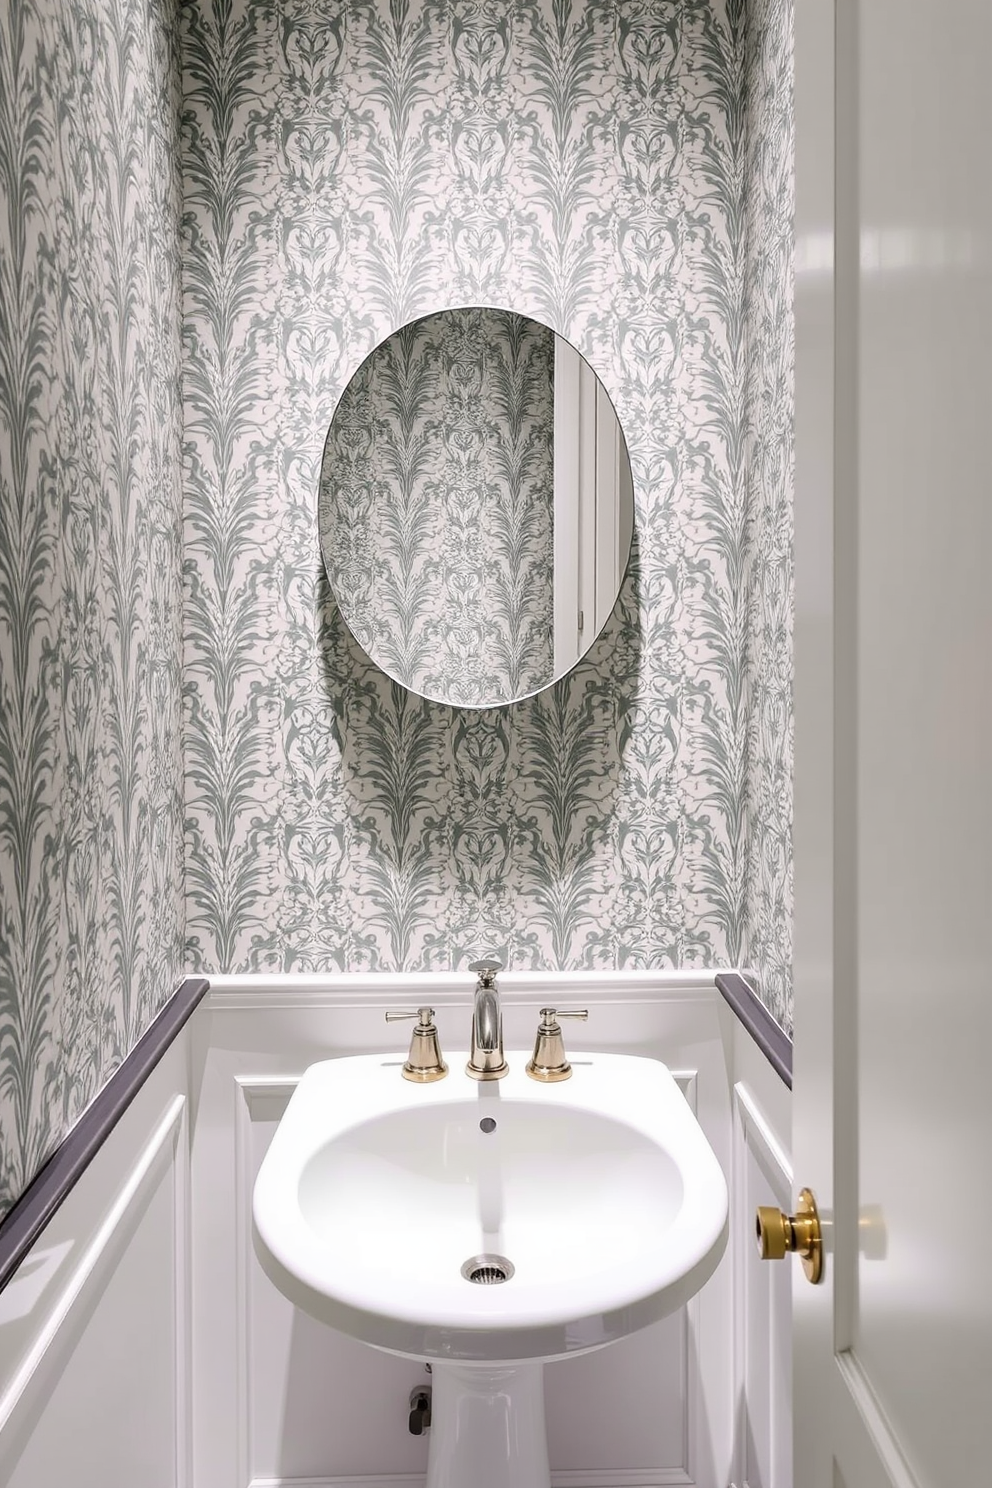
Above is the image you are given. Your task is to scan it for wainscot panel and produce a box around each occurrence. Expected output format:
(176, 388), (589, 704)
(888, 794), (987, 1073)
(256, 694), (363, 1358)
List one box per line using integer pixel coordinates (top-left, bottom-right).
(0, 971), (792, 1488)
(191, 972), (736, 1488)
(0, 1031), (192, 1486)
(727, 1005), (794, 1488)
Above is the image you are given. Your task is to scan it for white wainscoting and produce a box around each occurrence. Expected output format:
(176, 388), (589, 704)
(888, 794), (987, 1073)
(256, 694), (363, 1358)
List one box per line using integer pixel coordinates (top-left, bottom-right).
(727, 1012), (794, 1488)
(190, 971), (774, 1488)
(0, 1033), (192, 1488)
(0, 972), (792, 1488)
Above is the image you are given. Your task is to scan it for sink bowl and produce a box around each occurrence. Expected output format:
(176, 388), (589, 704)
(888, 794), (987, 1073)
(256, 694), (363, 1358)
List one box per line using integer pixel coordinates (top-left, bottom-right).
(252, 1051), (727, 1364)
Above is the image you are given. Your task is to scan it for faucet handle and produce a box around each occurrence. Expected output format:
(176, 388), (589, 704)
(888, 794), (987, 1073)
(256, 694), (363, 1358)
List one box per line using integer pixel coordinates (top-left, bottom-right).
(525, 1006), (588, 1083)
(384, 1007), (448, 1083)
(468, 958), (502, 986)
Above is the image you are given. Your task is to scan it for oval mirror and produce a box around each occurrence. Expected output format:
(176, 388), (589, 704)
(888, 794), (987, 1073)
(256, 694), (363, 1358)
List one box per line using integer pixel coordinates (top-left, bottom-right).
(318, 307), (634, 709)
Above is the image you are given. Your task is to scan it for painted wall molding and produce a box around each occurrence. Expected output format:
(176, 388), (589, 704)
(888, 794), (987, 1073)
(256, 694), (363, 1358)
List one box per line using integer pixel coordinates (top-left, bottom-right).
(0, 1035), (192, 1487)
(0, 976), (209, 1291)
(0, 976), (208, 1295)
(247, 1470), (695, 1487)
(728, 1060), (793, 1488)
(0, 1094), (185, 1440)
(205, 970), (720, 1011)
(716, 973), (793, 1088)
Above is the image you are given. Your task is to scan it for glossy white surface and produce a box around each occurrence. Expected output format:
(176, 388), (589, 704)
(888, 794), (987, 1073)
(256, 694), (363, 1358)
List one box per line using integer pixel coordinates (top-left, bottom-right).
(252, 1051), (727, 1363)
(793, 0), (992, 1483)
(428, 1361), (549, 1488)
(0, 1036), (190, 1488)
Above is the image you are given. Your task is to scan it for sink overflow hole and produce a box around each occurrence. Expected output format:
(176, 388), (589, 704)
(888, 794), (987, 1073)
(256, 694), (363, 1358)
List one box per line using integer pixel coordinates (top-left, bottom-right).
(479, 1117), (496, 1133)
(461, 1254), (514, 1285)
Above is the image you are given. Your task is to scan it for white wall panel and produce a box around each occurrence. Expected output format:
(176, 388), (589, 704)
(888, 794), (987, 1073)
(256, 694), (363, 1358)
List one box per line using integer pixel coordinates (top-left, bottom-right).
(191, 973), (736, 1488)
(729, 1019), (793, 1488)
(0, 1036), (191, 1488)
(0, 974), (792, 1488)
(240, 1081), (433, 1483)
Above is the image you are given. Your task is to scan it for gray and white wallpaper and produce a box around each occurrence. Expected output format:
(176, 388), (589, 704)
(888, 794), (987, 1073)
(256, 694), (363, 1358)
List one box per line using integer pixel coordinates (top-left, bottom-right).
(739, 0), (794, 1030)
(181, 0), (775, 976)
(0, 0), (794, 1218)
(320, 307), (556, 707)
(0, 0), (186, 1217)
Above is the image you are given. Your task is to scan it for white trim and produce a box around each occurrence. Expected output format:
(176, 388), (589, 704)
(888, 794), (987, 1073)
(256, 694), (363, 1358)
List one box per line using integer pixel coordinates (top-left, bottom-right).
(553, 1475), (692, 1488)
(835, 1351), (922, 1488)
(733, 1083), (793, 1192)
(248, 1472), (694, 1488)
(661, 1069), (695, 1483)
(671, 1071), (697, 1110)
(174, 1086), (192, 1488)
(0, 1094), (186, 1435)
(238, 1076), (302, 1105)
(235, 1077), (270, 1486)
(205, 971), (720, 1011)
(730, 1081), (793, 1488)
(554, 334), (581, 672)
(234, 1076), (307, 1484)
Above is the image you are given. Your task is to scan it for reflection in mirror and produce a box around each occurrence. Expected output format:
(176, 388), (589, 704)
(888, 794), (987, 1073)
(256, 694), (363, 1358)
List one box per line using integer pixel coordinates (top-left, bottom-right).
(319, 307), (633, 709)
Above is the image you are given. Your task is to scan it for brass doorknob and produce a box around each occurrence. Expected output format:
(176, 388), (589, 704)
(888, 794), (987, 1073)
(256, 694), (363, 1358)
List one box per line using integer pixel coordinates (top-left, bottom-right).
(756, 1187), (823, 1284)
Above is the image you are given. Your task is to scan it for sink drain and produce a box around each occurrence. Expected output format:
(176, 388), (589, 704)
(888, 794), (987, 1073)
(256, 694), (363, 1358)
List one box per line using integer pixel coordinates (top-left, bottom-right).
(461, 1253), (515, 1285)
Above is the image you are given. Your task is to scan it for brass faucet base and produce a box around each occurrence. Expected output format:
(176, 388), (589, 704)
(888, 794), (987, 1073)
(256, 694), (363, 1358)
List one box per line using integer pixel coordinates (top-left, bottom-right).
(525, 1007), (588, 1082)
(401, 1062), (448, 1083)
(525, 1059), (572, 1082)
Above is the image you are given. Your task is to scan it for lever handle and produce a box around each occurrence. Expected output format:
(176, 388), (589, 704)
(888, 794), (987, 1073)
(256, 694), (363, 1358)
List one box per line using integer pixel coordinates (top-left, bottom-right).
(385, 1009), (447, 1083)
(526, 1008), (589, 1082)
(468, 958), (502, 986)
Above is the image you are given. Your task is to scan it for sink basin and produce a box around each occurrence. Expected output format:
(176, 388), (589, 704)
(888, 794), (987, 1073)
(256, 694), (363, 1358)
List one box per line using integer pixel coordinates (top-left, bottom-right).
(252, 1051), (728, 1364)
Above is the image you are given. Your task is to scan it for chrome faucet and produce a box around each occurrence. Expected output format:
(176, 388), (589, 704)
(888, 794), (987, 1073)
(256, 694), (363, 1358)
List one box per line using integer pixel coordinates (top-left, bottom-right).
(465, 958), (508, 1080)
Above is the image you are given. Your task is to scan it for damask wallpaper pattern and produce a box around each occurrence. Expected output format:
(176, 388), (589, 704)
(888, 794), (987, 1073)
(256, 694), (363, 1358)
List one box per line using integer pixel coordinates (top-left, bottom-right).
(738, 0), (794, 1030)
(0, 0), (186, 1218)
(181, 0), (768, 976)
(0, 0), (793, 1219)
(320, 307), (555, 707)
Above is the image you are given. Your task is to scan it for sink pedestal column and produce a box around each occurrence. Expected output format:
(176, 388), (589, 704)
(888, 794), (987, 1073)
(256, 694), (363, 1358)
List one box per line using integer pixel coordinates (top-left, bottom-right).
(427, 1360), (550, 1488)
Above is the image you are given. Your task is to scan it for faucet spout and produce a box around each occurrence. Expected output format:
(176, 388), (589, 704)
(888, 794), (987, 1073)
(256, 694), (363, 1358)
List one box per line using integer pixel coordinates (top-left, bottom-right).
(473, 985), (499, 1052)
(466, 959), (508, 1080)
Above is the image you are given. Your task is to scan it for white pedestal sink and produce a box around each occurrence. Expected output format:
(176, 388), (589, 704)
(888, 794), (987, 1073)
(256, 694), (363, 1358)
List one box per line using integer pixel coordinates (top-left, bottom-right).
(253, 1053), (727, 1488)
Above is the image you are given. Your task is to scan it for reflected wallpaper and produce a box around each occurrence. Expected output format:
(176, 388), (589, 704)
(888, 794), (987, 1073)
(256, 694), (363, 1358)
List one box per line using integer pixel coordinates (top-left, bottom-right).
(320, 308), (555, 707)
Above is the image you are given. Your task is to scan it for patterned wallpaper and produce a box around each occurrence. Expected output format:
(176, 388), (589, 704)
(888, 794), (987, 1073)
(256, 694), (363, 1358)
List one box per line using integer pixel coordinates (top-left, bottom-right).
(0, 0), (793, 1217)
(0, 0), (793, 1220)
(0, 0), (186, 1218)
(320, 307), (555, 707)
(738, 0), (794, 1030)
(181, 0), (766, 976)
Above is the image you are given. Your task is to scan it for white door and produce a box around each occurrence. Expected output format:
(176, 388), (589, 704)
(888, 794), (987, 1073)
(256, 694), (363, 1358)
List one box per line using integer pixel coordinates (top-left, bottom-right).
(552, 340), (633, 675)
(792, 1), (992, 1485)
